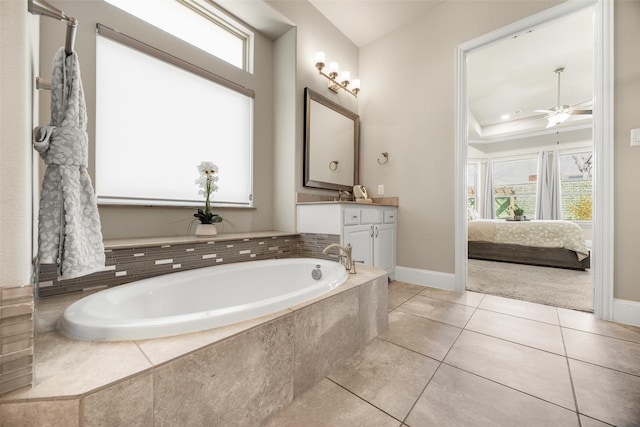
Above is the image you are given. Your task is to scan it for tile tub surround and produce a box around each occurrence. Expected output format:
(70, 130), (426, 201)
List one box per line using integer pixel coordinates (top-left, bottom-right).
(37, 231), (338, 298)
(0, 265), (388, 426)
(0, 284), (34, 396)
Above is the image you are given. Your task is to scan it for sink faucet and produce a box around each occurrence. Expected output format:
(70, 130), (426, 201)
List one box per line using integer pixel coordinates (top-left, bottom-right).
(322, 243), (357, 274)
(337, 190), (351, 202)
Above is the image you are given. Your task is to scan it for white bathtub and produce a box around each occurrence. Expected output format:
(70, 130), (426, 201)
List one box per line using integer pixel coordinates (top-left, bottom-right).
(58, 258), (348, 341)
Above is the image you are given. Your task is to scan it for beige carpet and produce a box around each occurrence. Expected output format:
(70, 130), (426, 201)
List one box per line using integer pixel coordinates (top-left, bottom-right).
(467, 259), (593, 312)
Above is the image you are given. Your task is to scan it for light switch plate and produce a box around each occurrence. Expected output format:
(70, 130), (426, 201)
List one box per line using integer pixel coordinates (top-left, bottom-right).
(377, 184), (384, 195)
(631, 128), (640, 147)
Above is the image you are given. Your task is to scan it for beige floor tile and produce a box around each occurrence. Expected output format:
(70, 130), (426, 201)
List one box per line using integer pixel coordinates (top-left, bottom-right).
(418, 287), (484, 307)
(579, 415), (615, 427)
(388, 289), (419, 310)
(558, 307), (640, 344)
(379, 311), (461, 361)
(397, 295), (475, 328)
(466, 309), (565, 355)
(570, 359), (640, 426)
(406, 364), (579, 427)
(389, 281), (425, 295)
(262, 378), (400, 427)
(329, 338), (439, 420)
(479, 294), (559, 325)
(563, 328), (640, 375)
(444, 330), (575, 410)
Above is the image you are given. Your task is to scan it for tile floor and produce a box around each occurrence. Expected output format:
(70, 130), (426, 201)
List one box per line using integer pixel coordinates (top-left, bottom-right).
(263, 281), (640, 427)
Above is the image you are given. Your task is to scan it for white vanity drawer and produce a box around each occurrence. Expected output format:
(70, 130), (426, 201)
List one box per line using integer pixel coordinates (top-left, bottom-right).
(383, 210), (396, 223)
(344, 208), (361, 225)
(361, 208), (383, 224)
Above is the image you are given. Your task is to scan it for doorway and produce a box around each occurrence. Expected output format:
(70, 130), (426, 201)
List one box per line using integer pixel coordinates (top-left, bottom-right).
(454, 0), (614, 320)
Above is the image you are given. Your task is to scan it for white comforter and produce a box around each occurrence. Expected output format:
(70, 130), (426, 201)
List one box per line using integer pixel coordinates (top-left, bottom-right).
(468, 219), (589, 261)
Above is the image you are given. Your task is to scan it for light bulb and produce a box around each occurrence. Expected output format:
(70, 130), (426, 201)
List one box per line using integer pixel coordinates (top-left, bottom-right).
(340, 71), (351, 85)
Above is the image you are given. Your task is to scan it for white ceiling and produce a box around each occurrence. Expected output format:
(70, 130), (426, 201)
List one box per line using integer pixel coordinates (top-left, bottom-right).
(307, 0), (444, 47)
(306, 1), (594, 142)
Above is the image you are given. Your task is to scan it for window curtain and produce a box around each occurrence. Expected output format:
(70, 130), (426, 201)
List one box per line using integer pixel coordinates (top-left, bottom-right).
(536, 150), (562, 220)
(549, 149), (562, 219)
(482, 159), (494, 219)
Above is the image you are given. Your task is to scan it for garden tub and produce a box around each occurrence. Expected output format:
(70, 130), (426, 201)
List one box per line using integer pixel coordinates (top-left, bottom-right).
(58, 258), (347, 341)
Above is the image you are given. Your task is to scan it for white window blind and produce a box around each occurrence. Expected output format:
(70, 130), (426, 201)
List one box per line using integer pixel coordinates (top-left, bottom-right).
(95, 33), (253, 206)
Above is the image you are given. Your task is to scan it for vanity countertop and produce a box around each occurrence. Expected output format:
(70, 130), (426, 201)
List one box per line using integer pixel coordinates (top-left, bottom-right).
(296, 196), (399, 207)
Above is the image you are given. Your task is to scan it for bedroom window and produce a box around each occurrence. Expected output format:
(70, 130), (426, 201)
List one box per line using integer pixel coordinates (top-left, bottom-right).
(492, 157), (538, 219)
(467, 162), (480, 208)
(559, 150), (593, 220)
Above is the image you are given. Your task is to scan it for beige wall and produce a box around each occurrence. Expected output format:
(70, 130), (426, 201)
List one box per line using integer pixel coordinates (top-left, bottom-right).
(37, 1), (277, 239)
(358, 0), (562, 273)
(613, 0), (640, 302)
(268, 0), (359, 201)
(0, 0), (34, 287)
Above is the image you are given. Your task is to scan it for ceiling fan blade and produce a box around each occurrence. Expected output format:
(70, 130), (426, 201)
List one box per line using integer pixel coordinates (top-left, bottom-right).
(571, 109), (592, 115)
(534, 109), (554, 114)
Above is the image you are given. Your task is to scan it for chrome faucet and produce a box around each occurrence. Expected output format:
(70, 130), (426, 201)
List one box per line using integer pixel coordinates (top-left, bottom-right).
(337, 190), (351, 202)
(322, 243), (357, 274)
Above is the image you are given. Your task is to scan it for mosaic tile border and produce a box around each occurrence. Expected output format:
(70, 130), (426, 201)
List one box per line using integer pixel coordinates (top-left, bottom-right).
(38, 233), (340, 298)
(0, 285), (34, 395)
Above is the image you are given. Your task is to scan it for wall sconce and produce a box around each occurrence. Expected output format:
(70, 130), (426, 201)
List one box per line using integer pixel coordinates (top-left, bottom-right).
(314, 51), (360, 97)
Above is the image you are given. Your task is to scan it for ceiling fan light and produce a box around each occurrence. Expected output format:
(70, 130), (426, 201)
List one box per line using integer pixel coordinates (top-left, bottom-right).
(547, 112), (571, 126)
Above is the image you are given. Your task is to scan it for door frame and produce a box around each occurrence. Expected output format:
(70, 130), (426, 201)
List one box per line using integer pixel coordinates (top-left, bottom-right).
(454, 0), (614, 320)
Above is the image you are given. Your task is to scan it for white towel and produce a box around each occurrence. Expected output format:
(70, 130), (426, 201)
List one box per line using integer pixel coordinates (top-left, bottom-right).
(34, 48), (105, 280)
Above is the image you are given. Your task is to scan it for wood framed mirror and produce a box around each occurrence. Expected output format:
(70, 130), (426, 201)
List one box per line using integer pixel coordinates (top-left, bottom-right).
(303, 87), (360, 191)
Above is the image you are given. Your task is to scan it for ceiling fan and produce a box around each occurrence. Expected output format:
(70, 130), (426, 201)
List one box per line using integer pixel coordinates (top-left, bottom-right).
(535, 67), (592, 128)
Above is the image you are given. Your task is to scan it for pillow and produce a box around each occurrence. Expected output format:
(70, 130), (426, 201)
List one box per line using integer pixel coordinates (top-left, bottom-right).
(467, 207), (480, 221)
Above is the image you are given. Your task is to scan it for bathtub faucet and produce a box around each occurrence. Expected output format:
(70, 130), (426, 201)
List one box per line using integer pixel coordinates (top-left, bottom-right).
(322, 243), (357, 274)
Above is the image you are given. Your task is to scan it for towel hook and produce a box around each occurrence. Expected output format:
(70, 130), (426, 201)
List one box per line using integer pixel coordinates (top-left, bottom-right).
(377, 152), (389, 165)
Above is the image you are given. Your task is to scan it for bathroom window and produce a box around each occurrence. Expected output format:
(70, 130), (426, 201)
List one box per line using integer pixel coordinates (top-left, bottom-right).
(95, 29), (253, 207)
(104, 0), (253, 72)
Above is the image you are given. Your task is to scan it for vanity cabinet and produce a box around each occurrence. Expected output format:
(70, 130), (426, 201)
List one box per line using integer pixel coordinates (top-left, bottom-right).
(297, 203), (396, 279)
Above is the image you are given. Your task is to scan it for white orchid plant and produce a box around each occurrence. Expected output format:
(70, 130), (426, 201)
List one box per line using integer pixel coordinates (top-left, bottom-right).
(194, 161), (222, 224)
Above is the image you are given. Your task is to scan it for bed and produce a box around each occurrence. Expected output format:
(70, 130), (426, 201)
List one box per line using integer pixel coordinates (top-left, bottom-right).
(468, 219), (591, 270)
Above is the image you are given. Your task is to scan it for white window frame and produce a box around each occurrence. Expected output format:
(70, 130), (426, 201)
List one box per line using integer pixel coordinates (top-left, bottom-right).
(104, 0), (254, 72)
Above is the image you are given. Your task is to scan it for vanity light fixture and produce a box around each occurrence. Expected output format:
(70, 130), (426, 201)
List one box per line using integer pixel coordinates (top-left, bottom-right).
(314, 51), (361, 97)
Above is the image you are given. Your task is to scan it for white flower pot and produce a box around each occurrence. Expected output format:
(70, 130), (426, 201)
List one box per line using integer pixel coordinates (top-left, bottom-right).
(196, 223), (218, 236)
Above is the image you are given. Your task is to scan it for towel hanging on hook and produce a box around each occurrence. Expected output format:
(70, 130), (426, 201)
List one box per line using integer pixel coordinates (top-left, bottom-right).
(33, 48), (105, 280)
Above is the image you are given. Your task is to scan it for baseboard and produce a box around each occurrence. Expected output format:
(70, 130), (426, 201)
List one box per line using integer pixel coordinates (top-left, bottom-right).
(395, 266), (456, 291)
(613, 298), (640, 327)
